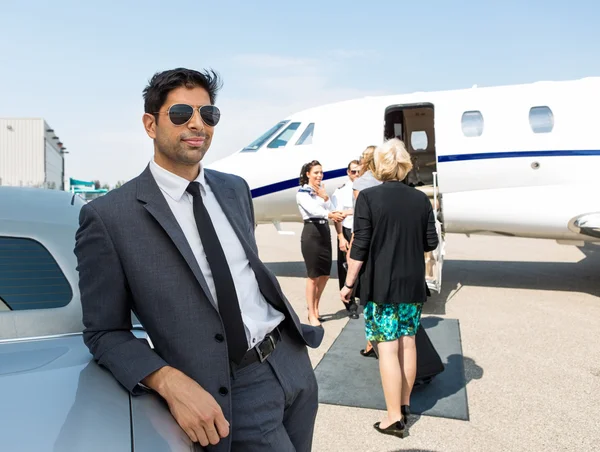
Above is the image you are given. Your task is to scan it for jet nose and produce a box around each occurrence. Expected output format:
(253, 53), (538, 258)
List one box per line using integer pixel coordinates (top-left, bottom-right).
(206, 151), (260, 193)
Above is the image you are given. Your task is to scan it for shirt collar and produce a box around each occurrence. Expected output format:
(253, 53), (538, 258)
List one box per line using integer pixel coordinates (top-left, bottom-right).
(149, 158), (205, 202)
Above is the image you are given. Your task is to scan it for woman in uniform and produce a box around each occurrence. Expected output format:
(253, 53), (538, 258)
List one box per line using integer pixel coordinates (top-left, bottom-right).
(297, 160), (344, 326)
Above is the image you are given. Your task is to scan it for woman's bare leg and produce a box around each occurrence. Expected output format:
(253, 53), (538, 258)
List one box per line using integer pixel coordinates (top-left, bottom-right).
(376, 339), (403, 428)
(398, 335), (418, 406)
(305, 277), (320, 326)
(314, 275), (329, 318)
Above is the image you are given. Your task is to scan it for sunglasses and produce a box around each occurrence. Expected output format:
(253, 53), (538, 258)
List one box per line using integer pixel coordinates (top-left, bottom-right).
(155, 104), (221, 127)
(349, 170), (359, 174)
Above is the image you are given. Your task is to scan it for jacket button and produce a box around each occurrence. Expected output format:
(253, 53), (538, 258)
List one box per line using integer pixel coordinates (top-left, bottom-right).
(214, 333), (224, 342)
(219, 387), (228, 396)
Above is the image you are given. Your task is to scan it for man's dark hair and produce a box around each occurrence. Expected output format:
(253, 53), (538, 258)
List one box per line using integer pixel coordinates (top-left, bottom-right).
(347, 159), (360, 171)
(143, 68), (223, 119)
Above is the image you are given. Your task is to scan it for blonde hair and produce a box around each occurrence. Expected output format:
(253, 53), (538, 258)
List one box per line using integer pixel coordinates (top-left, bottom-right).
(374, 138), (413, 181)
(359, 145), (377, 177)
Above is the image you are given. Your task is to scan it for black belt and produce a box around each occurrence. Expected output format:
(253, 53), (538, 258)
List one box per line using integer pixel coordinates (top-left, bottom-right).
(304, 218), (327, 224)
(235, 326), (282, 370)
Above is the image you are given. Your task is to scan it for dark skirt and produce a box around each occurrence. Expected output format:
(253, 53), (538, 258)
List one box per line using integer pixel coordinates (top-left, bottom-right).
(301, 222), (332, 278)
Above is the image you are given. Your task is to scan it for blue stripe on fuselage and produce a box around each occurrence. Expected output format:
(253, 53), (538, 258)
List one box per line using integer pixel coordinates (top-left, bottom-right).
(250, 168), (347, 198)
(437, 149), (600, 162)
(250, 150), (600, 198)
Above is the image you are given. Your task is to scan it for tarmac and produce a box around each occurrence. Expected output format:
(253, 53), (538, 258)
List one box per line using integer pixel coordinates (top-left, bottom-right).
(255, 222), (600, 452)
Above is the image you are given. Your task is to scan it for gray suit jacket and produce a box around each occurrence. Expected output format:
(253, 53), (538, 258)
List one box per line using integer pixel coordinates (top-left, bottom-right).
(74, 165), (324, 410)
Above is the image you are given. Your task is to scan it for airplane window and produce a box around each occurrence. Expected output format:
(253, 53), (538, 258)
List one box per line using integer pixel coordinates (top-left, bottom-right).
(0, 236), (72, 310)
(241, 120), (289, 152)
(410, 131), (428, 151)
(461, 111), (484, 137)
(267, 122), (301, 148)
(529, 106), (554, 133)
(296, 123), (315, 145)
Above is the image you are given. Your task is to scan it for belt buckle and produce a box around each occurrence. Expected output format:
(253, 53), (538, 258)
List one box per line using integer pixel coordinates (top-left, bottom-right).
(256, 333), (276, 362)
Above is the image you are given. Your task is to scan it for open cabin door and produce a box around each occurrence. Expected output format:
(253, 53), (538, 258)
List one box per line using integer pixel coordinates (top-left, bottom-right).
(384, 103), (445, 293)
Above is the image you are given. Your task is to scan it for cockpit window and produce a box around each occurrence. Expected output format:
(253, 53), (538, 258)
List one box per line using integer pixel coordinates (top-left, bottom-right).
(267, 122), (301, 148)
(241, 120), (289, 152)
(296, 123), (314, 146)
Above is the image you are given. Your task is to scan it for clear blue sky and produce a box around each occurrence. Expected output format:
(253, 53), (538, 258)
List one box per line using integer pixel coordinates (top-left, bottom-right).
(1, 0), (599, 185)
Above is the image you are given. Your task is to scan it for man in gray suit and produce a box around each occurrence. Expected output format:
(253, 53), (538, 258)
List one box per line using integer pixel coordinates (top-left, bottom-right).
(74, 68), (324, 451)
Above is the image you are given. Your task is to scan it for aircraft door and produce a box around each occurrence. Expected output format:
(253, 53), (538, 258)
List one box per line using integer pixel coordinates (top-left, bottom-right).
(384, 103), (445, 293)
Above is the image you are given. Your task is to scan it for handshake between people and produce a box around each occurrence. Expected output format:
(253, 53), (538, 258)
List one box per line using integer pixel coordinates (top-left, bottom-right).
(329, 210), (346, 223)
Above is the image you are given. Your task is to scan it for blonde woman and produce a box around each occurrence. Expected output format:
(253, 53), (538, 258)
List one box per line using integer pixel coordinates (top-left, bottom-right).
(350, 145), (382, 357)
(341, 138), (439, 438)
(352, 145), (381, 201)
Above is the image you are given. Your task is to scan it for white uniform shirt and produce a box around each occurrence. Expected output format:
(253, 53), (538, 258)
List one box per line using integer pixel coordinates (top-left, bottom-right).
(149, 159), (284, 350)
(331, 179), (354, 230)
(296, 184), (333, 220)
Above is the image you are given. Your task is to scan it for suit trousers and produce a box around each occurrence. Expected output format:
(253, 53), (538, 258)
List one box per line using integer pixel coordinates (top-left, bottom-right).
(205, 327), (318, 452)
(337, 227), (360, 306)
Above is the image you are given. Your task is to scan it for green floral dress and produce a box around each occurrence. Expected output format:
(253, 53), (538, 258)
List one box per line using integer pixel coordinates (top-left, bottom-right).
(363, 302), (423, 342)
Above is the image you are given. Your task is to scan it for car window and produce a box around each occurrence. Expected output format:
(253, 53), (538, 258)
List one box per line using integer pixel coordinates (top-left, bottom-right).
(0, 236), (72, 310)
(0, 295), (9, 311)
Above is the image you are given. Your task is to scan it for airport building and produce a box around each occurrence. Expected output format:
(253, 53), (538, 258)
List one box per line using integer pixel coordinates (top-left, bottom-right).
(0, 118), (68, 190)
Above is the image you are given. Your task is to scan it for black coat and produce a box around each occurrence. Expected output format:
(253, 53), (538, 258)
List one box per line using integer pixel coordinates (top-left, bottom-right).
(350, 181), (439, 304)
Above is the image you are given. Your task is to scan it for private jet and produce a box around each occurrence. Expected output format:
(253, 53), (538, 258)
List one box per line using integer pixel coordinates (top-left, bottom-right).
(207, 77), (600, 292)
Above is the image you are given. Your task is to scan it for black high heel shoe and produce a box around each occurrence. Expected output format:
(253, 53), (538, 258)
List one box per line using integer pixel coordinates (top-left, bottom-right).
(401, 405), (410, 424)
(359, 348), (377, 358)
(373, 419), (405, 438)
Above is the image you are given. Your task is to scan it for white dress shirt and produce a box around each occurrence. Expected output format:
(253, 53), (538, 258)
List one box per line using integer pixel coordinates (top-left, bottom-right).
(331, 179), (354, 230)
(149, 159), (284, 350)
(296, 184), (333, 220)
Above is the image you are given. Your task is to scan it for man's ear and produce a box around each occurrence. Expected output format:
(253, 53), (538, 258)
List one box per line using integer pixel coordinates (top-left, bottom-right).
(142, 113), (157, 139)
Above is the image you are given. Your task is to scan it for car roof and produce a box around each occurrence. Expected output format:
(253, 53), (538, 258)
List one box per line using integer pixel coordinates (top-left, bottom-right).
(0, 186), (86, 224)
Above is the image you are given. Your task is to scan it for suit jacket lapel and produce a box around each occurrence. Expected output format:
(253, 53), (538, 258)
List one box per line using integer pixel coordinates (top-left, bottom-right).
(136, 166), (217, 307)
(205, 171), (247, 245)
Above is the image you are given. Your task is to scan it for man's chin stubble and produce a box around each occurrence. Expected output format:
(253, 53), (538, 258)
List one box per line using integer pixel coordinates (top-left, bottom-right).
(175, 145), (209, 164)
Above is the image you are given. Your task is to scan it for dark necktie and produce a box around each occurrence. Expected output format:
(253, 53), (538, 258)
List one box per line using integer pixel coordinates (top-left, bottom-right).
(186, 181), (247, 364)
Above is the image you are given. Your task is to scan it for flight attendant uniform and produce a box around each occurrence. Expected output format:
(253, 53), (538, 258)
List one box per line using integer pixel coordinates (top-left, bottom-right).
(296, 184), (333, 278)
